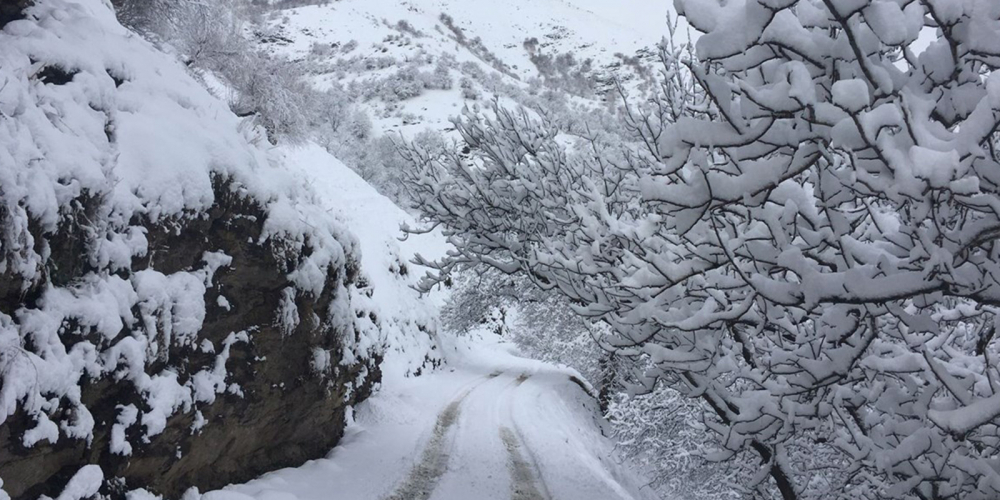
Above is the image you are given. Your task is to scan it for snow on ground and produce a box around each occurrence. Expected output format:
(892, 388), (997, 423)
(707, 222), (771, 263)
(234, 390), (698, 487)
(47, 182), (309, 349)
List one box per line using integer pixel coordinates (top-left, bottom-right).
(207, 332), (660, 500)
(163, 142), (658, 498)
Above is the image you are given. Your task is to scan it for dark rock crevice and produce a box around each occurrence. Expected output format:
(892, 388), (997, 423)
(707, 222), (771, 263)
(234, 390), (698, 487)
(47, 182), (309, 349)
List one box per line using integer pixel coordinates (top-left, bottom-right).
(0, 0), (32, 29)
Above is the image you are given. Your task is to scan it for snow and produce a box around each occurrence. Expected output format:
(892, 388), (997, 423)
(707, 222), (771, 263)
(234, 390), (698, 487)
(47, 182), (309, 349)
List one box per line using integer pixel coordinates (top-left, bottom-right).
(262, 0), (679, 135)
(191, 332), (249, 405)
(929, 393), (1000, 436)
(111, 404), (139, 456)
(832, 79), (870, 112)
(908, 146), (962, 188)
(276, 287), (300, 337)
(53, 465), (103, 500)
(125, 490), (161, 500)
(22, 413), (59, 448)
(140, 371), (193, 440)
(270, 0), (672, 80)
(863, 1), (910, 46)
(133, 270), (208, 355)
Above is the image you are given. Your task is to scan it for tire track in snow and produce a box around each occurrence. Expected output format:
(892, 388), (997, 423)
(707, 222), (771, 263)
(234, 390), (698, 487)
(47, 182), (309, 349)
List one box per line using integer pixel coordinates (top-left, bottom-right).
(383, 372), (501, 500)
(500, 374), (552, 500)
(500, 426), (546, 500)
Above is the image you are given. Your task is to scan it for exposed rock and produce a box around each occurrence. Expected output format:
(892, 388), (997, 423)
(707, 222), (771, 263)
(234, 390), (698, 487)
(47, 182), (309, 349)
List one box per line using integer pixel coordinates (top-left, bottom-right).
(0, 179), (380, 499)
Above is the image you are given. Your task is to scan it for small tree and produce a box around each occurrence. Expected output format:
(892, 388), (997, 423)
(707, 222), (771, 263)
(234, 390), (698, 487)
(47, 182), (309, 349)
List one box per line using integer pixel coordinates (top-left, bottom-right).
(400, 1), (1000, 498)
(226, 52), (313, 142)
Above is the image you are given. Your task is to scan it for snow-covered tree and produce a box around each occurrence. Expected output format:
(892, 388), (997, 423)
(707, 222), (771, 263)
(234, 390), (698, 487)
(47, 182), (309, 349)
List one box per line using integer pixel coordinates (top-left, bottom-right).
(400, 1), (1000, 498)
(442, 267), (621, 403)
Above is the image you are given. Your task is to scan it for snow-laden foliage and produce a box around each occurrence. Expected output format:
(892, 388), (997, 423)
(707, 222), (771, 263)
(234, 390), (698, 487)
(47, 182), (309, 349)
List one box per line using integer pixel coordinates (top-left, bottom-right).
(607, 381), (747, 500)
(0, 0), (379, 461)
(400, 0), (1000, 497)
(442, 268), (611, 386)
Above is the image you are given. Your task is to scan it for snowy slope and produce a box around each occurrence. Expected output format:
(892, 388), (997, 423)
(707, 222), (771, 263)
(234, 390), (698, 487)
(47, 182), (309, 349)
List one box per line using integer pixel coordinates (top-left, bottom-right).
(178, 139), (661, 500)
(158, 142), (661, 499)
(274, 144), (452, 380)
(270, 0), (674, 78)
(0, 0), (365, 447)
(261, 0), (679, 135)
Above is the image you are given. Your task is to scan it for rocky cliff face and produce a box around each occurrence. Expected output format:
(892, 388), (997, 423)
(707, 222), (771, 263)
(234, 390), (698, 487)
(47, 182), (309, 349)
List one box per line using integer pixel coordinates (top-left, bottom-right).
(0, 181), (381, 499)
(0, 1), (382, 497)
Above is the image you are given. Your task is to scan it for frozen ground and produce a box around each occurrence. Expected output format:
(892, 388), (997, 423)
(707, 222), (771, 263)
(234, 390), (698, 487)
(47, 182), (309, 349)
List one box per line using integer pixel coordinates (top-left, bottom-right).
(206, 334), (659, 500)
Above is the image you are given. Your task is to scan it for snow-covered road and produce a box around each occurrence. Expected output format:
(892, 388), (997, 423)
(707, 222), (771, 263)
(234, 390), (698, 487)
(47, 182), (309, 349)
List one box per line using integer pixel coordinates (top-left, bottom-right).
(208, 340), (658, 500)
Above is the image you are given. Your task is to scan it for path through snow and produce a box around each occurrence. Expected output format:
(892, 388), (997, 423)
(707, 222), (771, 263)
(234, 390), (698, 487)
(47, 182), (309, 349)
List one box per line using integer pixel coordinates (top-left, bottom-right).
(210, 338), (660, 500)
(384, 372), (499, 500)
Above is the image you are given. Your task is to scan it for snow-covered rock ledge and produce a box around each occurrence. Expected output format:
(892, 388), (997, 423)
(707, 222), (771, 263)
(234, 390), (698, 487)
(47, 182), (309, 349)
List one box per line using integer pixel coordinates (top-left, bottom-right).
(0, 0), (386, 497)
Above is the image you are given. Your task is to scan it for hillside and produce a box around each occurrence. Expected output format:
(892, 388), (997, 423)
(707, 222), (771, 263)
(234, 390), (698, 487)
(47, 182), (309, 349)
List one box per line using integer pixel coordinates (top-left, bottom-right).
(256, 0), (678, 136)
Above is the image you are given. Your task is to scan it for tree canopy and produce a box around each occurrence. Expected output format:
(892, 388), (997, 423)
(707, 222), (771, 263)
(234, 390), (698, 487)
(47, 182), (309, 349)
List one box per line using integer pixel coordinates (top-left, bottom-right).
(401, 1), (1000, 498)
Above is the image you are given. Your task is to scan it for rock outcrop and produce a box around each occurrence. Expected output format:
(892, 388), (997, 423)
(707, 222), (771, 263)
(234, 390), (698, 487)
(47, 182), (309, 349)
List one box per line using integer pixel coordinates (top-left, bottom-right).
(0, 1), (382, 497)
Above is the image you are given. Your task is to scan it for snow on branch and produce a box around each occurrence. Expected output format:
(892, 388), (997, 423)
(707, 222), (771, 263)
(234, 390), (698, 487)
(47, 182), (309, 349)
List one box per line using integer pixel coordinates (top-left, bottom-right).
(399, 1), (1000, 498)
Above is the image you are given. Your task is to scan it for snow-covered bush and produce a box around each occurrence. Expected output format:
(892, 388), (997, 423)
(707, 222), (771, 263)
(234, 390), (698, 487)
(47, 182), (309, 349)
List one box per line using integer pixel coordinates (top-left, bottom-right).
(170, 0), (247, 67)
(112, 0), (246, 59)
(459, 77), (480, 101)
(310, 41), (334, 56)
(442, 267), (614, 392)
(607, 382), (744, 500)
(356, 60), (455, 105)
(392, 19), (425, 38)
(439, 13), (517, 79)
(111, 0), (172, 32)
(225, 51), (314, 141)
(313, 87), (372, 142)
(524, 42), (595, 97)
(400, 1), (1000, 498)
(427, 58), (454, 90)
